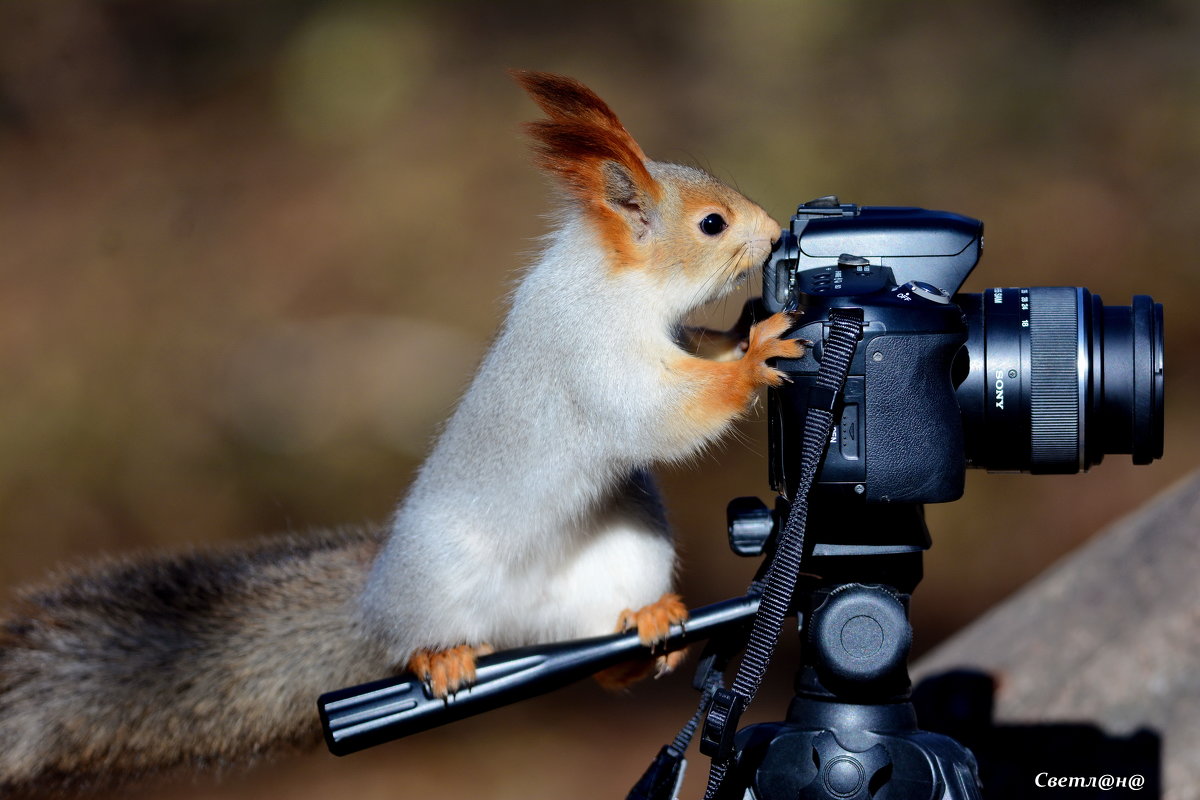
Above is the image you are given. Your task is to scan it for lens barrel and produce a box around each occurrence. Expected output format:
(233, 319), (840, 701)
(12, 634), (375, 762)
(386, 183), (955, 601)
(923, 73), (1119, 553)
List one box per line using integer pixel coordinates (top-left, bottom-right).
(955, 287), (1163, 473)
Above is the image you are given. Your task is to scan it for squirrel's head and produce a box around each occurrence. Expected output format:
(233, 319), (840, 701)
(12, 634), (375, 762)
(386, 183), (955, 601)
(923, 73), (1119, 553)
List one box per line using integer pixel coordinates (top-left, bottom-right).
(513, 71), (781, 316)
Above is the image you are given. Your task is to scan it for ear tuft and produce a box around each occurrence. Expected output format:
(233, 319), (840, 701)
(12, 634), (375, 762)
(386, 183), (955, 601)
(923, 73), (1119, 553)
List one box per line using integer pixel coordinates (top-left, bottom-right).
(510, 71), (646, 158)
(511, 70), (660, 207)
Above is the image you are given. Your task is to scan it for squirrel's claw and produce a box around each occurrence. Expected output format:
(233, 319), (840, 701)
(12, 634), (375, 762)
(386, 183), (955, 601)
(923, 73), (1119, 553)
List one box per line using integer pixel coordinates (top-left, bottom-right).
(654, 649), (688, 679)
(744, 313), (806, 388)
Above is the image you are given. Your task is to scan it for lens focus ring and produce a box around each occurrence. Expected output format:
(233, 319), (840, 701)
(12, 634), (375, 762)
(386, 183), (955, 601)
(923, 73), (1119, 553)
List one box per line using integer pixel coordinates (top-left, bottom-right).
(1029, 288), (1084, 471)
(958, 286), (1163, 474)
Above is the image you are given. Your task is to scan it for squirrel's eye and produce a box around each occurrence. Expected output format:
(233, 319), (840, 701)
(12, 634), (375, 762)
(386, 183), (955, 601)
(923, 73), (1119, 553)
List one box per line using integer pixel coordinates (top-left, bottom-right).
(699, 213), (728, 236)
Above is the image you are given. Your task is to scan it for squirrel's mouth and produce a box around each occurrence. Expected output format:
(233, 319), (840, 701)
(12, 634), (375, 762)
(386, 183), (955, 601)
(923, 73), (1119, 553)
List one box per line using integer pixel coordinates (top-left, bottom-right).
(682, 265), (759, 332)
(676, 242), (772, 327)
(696, 264), (752, 311)
(711, 247), (766, 303)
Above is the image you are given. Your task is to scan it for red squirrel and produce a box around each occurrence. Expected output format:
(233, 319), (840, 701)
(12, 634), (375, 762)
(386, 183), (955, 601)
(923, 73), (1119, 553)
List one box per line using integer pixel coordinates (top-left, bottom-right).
(0, 71), (801, 793)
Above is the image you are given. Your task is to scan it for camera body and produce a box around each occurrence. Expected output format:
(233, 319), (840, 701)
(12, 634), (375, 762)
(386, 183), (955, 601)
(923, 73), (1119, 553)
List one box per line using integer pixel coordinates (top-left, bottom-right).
(762, 197), (1164, 508)
(763, 199), (982, 504)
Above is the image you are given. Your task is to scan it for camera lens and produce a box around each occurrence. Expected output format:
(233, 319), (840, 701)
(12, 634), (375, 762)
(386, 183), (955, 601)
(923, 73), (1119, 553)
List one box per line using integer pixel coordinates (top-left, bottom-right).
(954, 287), (1164, 473)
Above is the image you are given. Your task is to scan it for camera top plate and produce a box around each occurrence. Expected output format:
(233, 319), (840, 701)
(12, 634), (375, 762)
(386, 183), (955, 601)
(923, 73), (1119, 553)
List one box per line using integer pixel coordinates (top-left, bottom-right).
(764, 199), (983, 312)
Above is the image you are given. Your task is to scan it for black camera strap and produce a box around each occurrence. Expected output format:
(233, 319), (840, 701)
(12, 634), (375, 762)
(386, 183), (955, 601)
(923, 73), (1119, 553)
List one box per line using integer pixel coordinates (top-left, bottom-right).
(628, 309), (863, 800)
(697, 308), (862, 799)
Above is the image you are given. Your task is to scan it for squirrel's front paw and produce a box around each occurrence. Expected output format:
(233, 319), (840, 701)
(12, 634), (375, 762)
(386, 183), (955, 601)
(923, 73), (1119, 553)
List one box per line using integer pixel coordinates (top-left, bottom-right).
(744, 313), (806, 387)
(407, 643), (494, 698)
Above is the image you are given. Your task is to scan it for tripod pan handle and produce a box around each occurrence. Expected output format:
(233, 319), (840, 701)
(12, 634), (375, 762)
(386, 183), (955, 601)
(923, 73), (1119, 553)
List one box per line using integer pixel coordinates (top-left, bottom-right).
(318, 593), (760, 756)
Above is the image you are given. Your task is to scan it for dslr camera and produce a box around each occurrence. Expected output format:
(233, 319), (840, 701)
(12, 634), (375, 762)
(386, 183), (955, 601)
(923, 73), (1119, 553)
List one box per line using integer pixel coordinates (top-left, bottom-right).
(761, 196), (1163, 511)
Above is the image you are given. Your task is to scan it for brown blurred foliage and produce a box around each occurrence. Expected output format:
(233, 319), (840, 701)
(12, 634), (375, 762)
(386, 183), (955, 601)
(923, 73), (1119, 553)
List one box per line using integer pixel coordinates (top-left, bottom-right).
(0, 1), (1197, 798)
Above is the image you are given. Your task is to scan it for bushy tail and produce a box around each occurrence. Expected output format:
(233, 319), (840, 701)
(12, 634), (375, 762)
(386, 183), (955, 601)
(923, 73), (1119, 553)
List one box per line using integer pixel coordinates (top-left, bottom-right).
(0, 526), (392, 795)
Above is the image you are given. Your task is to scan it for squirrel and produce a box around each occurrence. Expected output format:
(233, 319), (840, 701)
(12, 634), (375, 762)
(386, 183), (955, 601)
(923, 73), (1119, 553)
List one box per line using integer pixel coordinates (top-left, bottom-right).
(0, 71), (800, 794)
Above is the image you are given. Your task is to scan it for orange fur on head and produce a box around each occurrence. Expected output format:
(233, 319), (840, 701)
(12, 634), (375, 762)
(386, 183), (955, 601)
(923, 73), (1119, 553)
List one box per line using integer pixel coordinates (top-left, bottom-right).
(512, 71), (662, 266)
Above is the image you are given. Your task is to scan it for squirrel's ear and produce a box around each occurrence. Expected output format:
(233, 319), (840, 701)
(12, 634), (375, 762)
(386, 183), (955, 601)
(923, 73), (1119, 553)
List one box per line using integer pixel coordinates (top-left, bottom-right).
(513, 71), (662, 236)
(600, 160), (656, 241)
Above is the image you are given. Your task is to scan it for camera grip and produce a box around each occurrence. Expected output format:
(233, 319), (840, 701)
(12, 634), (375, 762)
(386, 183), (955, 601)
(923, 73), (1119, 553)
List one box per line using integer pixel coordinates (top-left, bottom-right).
(319, 594), (761, 756)
(864, 332), (966, 503)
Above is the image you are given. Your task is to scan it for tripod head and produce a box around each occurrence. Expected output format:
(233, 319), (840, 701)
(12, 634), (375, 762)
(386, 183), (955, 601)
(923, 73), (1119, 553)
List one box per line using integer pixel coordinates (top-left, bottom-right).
(706, 502), (983, 800)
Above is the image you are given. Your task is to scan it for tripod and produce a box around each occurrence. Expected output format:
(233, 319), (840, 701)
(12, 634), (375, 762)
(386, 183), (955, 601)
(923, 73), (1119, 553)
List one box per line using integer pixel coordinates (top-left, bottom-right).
(709, 502), (982, 800)
(317, 504), (983, 799)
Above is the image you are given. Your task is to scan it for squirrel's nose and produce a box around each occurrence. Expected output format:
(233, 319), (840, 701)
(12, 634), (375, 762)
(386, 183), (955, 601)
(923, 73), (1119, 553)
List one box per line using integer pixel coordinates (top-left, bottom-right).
(766, 218), (783, 243)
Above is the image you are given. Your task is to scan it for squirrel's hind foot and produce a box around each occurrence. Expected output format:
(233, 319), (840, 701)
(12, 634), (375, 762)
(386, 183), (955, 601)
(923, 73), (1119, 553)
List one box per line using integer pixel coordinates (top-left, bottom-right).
(594, 593), (689, 691)
(406, 643), (494, 698)
(616, 592), (688, 647)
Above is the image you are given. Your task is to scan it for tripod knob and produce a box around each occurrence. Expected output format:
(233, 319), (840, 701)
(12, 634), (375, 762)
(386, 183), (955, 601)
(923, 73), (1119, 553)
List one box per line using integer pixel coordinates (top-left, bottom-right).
(726, 496), (774, 557)
(808, 584), (911, 690)
(800, 731), (891, 800)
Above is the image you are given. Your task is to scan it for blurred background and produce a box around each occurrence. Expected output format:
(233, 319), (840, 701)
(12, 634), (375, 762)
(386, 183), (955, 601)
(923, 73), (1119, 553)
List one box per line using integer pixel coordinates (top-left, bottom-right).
(0, 0), (1196, 798)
